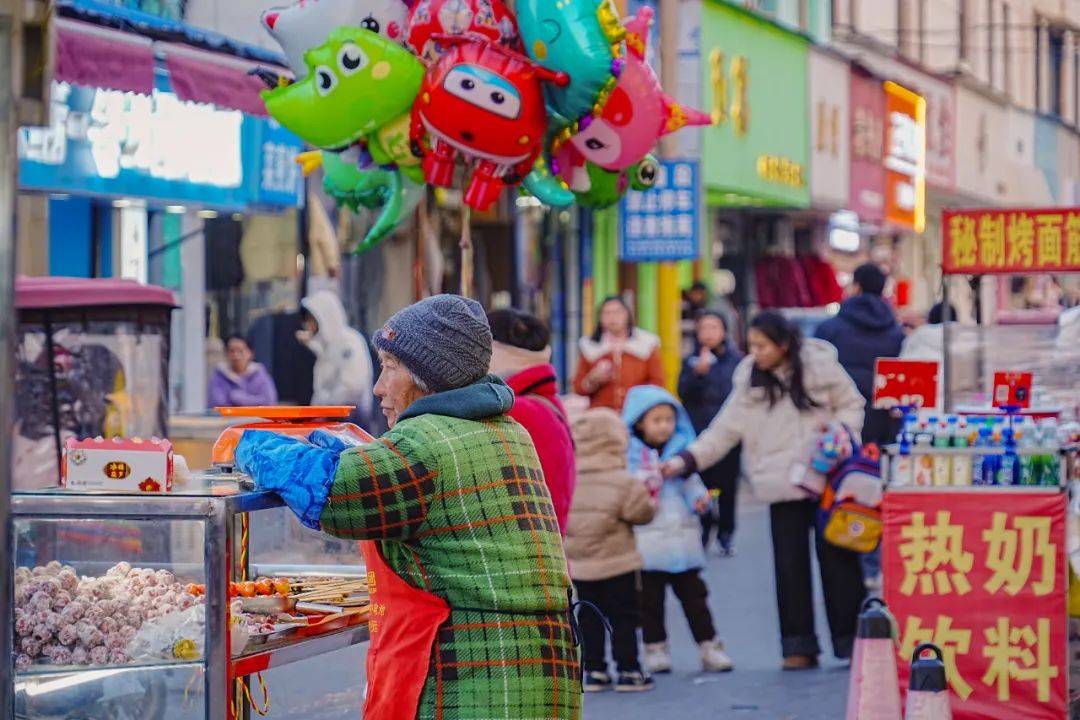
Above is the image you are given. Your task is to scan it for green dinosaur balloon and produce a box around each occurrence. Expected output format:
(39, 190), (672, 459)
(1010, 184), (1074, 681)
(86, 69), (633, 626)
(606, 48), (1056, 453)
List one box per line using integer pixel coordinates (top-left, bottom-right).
(523, 155), (659, 210)
(322, 151), (423, 254)
(262, 26), (423, 169)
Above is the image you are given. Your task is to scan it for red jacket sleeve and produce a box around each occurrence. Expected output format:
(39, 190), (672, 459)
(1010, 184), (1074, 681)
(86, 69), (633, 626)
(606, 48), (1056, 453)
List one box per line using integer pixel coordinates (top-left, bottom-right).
(573, 351), (596, 396)
(646, 348), (666, 389)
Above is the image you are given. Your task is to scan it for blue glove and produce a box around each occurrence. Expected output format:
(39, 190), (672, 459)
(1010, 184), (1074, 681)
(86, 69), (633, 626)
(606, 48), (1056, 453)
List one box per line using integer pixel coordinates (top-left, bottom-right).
(234, 430), (341, 530)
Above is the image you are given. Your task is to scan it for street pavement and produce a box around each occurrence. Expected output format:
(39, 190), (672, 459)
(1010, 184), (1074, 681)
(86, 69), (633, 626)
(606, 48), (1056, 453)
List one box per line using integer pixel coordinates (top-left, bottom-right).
(259, 497), (850, 719)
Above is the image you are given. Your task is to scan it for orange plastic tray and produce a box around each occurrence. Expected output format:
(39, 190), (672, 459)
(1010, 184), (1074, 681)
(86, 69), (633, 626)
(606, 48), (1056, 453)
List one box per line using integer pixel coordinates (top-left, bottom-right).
(215, 406), (354, 420)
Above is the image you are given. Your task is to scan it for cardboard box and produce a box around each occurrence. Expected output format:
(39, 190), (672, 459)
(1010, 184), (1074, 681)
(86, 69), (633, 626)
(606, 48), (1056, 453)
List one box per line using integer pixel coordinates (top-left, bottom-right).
(63, 437), (174, 493)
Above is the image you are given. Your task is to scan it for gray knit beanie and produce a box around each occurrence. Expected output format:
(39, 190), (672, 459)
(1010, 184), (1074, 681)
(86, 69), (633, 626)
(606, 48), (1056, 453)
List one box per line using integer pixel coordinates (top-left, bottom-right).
(373, 295), (493, 393)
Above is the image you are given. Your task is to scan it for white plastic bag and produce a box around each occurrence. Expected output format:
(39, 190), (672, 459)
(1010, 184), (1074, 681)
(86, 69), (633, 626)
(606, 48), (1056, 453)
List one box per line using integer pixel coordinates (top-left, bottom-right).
(127, 605), (205, 662)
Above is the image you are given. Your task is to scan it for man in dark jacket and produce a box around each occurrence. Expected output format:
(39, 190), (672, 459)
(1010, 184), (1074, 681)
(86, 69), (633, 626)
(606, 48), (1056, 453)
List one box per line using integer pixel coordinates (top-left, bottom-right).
(678, 311), (743, 556)
(815, 263), (904, 446)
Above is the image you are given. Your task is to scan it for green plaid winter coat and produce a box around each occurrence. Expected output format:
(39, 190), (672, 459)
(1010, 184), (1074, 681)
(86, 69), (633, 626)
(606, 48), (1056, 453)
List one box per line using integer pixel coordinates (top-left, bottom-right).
(318, 377), (581, 719)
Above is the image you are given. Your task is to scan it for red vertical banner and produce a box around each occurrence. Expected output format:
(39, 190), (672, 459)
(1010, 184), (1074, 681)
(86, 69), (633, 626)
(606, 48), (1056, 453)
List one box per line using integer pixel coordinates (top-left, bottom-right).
(883, 490), (1068, 720)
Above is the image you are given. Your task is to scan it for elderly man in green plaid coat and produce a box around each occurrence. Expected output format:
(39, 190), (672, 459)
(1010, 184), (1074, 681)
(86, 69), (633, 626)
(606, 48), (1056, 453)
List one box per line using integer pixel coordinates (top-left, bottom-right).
(236, 295), (581, 720)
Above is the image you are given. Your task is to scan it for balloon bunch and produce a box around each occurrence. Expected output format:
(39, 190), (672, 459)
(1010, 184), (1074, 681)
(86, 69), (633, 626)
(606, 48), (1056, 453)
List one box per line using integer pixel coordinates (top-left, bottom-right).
(257, 0), (711, 252)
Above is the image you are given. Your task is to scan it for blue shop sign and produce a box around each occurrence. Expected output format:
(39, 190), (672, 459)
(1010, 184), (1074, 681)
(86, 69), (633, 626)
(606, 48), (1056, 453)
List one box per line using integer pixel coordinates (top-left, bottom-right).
(619, 159), (701, 262)
(18, 81), (303, 210)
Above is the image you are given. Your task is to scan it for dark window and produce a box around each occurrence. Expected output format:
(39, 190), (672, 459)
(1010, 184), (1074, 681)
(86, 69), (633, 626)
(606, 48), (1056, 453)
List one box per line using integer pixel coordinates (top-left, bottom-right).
(959, 0), (969, 61)
(1049, 27), (1064, 116)
(21, 22), (44, 101)
(1035, 22), (1042, 110)
(1003, 4), (1011, 97)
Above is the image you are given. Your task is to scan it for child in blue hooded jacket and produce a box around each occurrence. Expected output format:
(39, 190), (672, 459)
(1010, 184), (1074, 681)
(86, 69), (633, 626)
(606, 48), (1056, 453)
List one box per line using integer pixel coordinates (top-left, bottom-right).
(623, 385), (734, 674)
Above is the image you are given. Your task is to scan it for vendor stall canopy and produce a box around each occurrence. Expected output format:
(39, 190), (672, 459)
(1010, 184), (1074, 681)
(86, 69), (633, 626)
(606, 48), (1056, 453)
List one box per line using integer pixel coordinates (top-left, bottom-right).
(13, 276), (177, 492)
(15, 275), (178, 310)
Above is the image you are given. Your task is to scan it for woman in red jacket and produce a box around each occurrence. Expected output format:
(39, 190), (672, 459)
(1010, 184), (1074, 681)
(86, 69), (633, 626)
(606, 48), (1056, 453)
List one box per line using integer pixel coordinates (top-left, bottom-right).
(487, 309), (576, 536)
(573, 296), (665, 411)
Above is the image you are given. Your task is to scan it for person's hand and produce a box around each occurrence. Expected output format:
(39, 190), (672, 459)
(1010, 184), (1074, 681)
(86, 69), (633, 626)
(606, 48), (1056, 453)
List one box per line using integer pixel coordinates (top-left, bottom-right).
(694, 347), (712, 375)
(694, 496), (711, 515)
(295, 329), (313, 346)
(587, 360), (613, 388)
(661, 458), (685, 478)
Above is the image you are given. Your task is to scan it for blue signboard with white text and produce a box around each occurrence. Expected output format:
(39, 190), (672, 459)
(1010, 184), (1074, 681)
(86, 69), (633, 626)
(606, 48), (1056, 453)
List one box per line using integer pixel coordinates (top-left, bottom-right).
(18, 81), (304, 211)
(619, 159), (701, 262)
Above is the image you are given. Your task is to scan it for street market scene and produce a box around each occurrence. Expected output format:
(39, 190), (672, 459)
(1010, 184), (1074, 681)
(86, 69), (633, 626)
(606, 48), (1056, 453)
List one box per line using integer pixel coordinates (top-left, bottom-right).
(2, 0), (1080, 719)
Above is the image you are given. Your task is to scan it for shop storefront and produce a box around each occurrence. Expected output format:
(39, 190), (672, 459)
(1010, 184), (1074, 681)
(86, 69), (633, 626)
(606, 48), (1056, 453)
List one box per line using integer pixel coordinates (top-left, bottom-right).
(700, 2), (843, 327)
(16, 12), (304, 414)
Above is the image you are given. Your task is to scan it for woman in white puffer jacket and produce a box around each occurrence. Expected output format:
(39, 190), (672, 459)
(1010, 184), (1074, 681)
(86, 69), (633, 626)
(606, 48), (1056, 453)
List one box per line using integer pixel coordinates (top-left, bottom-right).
(663, 311), (866, 671)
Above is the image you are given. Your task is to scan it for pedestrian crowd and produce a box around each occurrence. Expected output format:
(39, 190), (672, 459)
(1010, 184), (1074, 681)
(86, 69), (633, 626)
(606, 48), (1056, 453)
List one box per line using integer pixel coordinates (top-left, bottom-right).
(229, 261), (933, 710)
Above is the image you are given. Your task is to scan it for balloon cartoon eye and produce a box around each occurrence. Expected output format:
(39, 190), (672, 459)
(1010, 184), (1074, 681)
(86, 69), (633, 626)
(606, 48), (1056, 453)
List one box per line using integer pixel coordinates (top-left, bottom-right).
(360, 15), (381, 34)
(337, 43), (368, 76)
(584, 138), (606, 151)
(444, 66), (522, 120)
(636, 161), (658, 187)
(315, 65), (338, 96)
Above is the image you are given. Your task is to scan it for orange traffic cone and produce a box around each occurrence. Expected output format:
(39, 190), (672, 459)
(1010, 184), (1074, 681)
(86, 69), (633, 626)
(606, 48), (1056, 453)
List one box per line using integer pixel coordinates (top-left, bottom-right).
(845, 597), (902, 720)
(904, 644), (952, 719)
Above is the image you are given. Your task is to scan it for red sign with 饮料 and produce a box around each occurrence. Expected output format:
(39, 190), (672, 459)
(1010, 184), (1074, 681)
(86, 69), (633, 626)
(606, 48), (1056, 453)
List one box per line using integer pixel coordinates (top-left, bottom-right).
(992, 371), (1034, 409)
(873, 358), (940, 410)
(943, 208), (1080, 275)
(883, 489), (1067, 720)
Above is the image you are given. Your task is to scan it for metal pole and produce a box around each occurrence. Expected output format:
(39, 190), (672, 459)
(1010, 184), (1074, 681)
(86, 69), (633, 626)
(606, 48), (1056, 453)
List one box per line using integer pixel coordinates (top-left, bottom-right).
(941, 276), (952, 412)
(0, 8), (17, 716)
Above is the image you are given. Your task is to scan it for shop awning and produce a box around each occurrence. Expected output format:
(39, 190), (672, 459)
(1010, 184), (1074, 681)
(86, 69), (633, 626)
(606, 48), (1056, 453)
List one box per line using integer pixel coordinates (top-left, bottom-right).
(54, 18), (155, 95)
(163, 43), (284, 118)
(15, 276), (178, 310)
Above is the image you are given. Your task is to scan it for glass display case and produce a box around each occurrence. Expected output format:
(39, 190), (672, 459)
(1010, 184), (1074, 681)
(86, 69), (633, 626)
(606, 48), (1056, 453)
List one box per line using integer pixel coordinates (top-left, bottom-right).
(10, 486), (369, 720)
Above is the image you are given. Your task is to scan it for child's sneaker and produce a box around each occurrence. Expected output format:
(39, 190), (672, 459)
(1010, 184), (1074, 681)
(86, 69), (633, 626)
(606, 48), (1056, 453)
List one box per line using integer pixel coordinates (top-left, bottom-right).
(615, 670), (655, 692)
(699, 639), (734, 672)
(643, 642), (672, 674)
(583, 671), (613, 692)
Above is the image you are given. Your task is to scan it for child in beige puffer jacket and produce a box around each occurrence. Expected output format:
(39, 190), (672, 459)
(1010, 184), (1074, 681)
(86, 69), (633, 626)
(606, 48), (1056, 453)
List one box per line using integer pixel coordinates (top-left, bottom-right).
(566, 408), (657, 693)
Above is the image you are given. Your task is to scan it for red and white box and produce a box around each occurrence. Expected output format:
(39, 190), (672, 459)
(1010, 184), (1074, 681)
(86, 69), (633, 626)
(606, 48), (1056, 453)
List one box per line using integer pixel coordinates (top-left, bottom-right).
(62, 437), (174, 493)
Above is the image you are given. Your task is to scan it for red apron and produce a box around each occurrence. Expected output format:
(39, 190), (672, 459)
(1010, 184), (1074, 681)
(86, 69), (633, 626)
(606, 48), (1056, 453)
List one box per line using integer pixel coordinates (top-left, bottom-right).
(359, 540), (451, 720)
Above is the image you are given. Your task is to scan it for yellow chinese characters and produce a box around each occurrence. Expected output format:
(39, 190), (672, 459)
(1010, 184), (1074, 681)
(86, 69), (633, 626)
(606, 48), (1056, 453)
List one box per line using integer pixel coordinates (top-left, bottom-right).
(1006, 213), (1035, 268)
(1035, 214), (1064, 268)
(978, 213), (1006, 269)
(982, 512), (1057, 596)
(982, 617), (1058, 703)
(899, 511), (974, 596)
(949, 215), (977, 269)
(901, 615), (974, 699)
(1067, 213), (1080, 267)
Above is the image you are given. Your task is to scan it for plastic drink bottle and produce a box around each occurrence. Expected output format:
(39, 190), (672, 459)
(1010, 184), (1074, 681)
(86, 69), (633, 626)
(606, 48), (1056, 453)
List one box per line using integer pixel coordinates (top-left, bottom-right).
(951, 417), (972, 486)
(998, 427), (1019, 486)
(892, 411), (917, 486)
(913, 428), (934, 487)
(932, 418), (952, 486)
(972, 425), (993, 486)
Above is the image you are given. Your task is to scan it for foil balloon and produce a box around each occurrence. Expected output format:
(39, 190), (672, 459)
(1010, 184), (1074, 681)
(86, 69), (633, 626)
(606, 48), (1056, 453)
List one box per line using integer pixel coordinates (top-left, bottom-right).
(411, 37), (569, 211)
(261, 0), (409, 78)
(406, 0), (519, 64)
(516, 0), (625, 123)
(523, 154), (659, 210)
(263, 26), (423, 171)
(322, 150), (424, 253)
(564, 7), (711, 172)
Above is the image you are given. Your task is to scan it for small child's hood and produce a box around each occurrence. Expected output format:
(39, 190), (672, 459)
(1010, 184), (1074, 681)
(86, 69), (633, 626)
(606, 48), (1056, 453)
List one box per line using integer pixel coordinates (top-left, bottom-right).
(621, 384), (698, 462)
(571, 408), (628, 473)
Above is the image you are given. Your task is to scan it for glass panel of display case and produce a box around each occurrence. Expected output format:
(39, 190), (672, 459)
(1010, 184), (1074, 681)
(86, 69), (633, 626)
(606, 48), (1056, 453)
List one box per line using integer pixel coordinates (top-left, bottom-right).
(13, 661), (206, 720)
(249, 506), (364, 577)
(12, 518), (207, 676)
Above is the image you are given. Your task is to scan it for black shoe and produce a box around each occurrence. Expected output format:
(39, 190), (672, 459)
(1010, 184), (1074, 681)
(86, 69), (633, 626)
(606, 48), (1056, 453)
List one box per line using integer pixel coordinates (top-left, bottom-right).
(583, 671), (613, 692)
(615, 670), (655, 692)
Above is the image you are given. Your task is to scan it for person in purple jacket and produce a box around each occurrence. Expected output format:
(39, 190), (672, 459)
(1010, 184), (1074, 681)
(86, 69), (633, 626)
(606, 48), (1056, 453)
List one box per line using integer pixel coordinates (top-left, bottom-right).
(208, 335), (279, 408)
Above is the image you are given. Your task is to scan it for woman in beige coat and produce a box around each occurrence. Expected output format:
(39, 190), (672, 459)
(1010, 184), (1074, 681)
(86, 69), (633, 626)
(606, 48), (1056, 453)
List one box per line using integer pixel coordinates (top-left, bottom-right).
(663, 311), (866, 671)
(567, 408), (657, 692)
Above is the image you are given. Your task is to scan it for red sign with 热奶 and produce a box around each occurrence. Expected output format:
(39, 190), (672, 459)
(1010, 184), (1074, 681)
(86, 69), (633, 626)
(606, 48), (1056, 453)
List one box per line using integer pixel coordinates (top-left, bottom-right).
(883, 490), (1067, 720)
(943, 208), (1080, 275)
(873, 358), (940, 410)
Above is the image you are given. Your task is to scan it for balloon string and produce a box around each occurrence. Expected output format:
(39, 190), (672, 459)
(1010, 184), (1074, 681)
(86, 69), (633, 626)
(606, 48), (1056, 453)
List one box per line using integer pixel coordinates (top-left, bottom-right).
(460, 206), (473, 299)
(415, 192), (428, 301)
